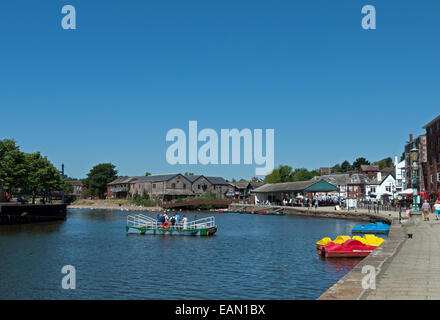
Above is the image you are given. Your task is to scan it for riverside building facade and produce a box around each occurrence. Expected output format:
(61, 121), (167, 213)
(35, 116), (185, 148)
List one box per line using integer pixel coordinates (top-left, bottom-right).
(107, 173), (230, 201)
(423, 115), (440, 196)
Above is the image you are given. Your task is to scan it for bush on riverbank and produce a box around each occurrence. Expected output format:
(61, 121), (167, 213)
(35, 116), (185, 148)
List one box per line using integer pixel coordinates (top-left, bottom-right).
(131, 193), (157, 207)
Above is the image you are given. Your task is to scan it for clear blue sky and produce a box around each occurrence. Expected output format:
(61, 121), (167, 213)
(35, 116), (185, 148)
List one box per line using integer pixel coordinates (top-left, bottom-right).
(0, 0), (439, 180)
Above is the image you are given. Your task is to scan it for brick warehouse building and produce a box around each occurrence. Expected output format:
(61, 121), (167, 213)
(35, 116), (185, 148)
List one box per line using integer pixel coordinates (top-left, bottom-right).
(424, 115), (440, 197)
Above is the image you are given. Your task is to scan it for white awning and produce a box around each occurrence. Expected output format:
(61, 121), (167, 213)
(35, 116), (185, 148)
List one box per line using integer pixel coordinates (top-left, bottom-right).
(398, 188), (414, 195)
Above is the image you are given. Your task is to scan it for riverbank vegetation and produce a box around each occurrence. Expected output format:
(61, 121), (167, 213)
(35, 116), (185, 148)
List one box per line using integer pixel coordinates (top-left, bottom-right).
(264, 165), (319, 183)
(131, 192), (157, 207)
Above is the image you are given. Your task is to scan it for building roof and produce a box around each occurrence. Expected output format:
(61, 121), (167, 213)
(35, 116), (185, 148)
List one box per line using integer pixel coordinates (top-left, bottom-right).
(108, 176), (134, 185)
(229, 181), (250, 189)
(205, 176), (229, 185)
(249, 181), (264, 189)
(184, 175), (203, 182)
(252, 179), (339, 193)
(360, 165), (380, 172)
(312, 173), (370, 186)
(132, 174), (182, 183)
(380, 167), (395, 175)
(368, 173), (395, 186)
(423, 114), (440, 129)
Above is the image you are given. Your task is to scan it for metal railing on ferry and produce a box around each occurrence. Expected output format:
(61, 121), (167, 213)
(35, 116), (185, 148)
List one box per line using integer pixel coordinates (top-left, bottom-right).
(127, 214), (215, 230)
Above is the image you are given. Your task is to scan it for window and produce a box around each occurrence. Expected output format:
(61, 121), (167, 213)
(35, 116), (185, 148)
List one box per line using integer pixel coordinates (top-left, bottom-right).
(431, 175), (434, 183)
(171, 183), (176, 189)
(198, 185), (201, 190)
(183, 184), (186, 189)
(153, 184), (156, 189)
(386, 186), (391, 192)
(437, 173), (440, 182)
(371, 187), (376, 193)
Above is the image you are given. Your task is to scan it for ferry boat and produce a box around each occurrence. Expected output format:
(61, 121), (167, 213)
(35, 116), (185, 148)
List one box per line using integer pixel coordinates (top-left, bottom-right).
(126, 214), (217, 236)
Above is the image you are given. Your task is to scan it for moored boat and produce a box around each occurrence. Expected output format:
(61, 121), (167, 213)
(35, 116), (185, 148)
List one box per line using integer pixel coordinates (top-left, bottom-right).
(253, 208), (285, 215)
(352, 222), (390, 234)
(316, 234), (384, 251)
(316, 235), (350, 250)
(323, 239), (377, 258)
(126, 214), (217, 236)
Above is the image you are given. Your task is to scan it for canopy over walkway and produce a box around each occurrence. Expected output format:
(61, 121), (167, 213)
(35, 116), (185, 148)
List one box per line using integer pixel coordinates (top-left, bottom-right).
(252, 179), (340, 204)
(252, 179), (339, 194)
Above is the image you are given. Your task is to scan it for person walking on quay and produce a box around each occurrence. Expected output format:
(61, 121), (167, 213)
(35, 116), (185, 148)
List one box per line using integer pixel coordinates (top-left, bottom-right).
(434, 200), (440, 221)
(421, 200), (431, 221)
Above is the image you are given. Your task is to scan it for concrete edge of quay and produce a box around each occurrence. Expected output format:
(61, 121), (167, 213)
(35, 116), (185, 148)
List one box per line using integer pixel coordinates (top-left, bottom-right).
(228, 203), (393, 224)
(317, 219), (406, 300)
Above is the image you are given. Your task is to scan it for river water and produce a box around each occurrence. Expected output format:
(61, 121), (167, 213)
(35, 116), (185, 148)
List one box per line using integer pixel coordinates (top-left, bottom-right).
(0, 209), (365, 300)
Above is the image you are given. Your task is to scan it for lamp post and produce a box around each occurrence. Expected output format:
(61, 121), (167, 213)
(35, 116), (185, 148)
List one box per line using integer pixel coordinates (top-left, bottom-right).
(410, 147), (419, 213)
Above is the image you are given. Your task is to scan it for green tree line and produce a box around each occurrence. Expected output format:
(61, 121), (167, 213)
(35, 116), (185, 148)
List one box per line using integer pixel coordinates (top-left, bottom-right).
(331, 157), (394, 173)
(264, 165), (320, 183)
(0, 139), (71, 203)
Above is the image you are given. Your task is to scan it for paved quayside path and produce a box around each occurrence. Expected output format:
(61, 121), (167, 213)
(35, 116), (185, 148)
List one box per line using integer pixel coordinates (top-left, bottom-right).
(365, 214), (440, 300)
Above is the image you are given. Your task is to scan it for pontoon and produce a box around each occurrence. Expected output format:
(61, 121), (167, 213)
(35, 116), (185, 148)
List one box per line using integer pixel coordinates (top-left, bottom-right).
(126, 214), (217, 236)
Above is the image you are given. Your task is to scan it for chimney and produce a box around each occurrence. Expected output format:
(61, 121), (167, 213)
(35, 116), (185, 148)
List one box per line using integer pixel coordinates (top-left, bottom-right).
(377, 172), (382, 182)
(409, 133), (413, 142)
(394, 156), (398, 166)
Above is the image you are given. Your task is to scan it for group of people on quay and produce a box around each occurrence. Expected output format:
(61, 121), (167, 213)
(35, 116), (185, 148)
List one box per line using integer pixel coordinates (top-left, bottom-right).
(157, 213), (189, 229)
(420, 200), (440, 221)
(257, 195), (343, 208)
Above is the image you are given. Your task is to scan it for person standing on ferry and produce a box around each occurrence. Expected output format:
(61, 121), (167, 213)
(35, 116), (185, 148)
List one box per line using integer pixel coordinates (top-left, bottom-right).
(182, 215), (188, 229)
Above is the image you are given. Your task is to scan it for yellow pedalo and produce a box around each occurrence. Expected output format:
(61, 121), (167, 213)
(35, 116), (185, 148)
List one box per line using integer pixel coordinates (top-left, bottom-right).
(316, 235), (351, 249)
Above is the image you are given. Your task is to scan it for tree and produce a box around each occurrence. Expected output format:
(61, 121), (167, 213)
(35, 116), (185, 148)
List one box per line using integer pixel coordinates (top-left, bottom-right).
(24, 152), (47, 203)
(400, 152), (405, 162)
(331, 164), (343, 173)
(63, 181), (74, 194)
(0, 139), (27, 191)
(264, 165), (319, 183)
(375, 157), (393, 170)
(291, 168), (319, 181)
(264, 165), (292, 183)
(341, 160), (352, 172)
(84, 163), (117, 199)
(145, 172), (151, 176)
(352, 157), (370, 170)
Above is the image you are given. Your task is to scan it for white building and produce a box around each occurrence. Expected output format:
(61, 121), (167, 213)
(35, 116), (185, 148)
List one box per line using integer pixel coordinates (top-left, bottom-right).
(394, 156), (406, 192)
(366, 172), (397, 201)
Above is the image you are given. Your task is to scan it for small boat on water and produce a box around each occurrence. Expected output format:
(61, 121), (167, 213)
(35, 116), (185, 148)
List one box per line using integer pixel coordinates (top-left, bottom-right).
(352, 222), (390, 234)
(316, 234), (384, 251)
(316, 234), (384, 249)
(253, 208), (285, 215)
(321, 239), (377, 258)
(126, 214), (217, 236)
(316, 235), (350, 250)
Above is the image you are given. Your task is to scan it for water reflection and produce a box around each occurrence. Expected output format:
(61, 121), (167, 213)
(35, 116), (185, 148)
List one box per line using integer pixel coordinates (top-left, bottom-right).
(0, 220), (64, 235)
